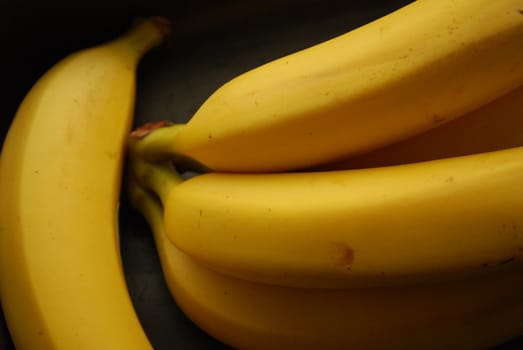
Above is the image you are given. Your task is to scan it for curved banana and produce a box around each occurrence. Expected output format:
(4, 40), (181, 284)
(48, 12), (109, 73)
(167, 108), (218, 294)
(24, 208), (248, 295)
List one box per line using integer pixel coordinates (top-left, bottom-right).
(128, 145), (523, 289)
(127, 179), (523, 350)
(0, 18), (169, 349)
(317, 84), (523, 170)
(130, 0), (523, 172)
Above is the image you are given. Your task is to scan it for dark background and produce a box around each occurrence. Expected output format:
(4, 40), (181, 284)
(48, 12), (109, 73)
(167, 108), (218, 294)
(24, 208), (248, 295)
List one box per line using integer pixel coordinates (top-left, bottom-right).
(1, 1), (522, 349)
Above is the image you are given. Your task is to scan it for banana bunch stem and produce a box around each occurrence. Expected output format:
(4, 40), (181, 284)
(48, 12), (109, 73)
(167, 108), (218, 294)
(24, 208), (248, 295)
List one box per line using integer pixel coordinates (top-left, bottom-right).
(128, 122), (184, 162)
(127, 156), (180, 202)
(127, 139), (183, 205)
(126, 174), (164, 240)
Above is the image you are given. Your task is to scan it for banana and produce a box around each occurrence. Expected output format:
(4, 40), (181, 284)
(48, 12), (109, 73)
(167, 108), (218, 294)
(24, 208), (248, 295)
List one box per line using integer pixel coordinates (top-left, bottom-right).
(129, 0), (523, 173)
(0, 18), (169, 349)
(128, 145), (523, 289)
(127, 179), (523, 350)
(317, 84), (523, 170)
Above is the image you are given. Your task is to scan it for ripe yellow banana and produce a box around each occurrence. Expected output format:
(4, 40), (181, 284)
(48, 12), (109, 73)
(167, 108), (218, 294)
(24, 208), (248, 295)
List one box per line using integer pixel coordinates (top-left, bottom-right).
(128, 145), (523, 289)
(127, 179), (523, 350)
(317, 84), (523, 170)
(0, 18), (169, 349)
(129, 0), (523, 173)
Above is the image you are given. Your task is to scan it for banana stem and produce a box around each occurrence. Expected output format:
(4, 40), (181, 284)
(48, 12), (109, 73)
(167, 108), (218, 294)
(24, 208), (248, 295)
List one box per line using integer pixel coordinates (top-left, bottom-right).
(127, 170), (177, 295)
(126, 174), (165, 237)
(127, 156), (182, 204)
(110, 17), (171, 62)
(128, 123), (184, 161)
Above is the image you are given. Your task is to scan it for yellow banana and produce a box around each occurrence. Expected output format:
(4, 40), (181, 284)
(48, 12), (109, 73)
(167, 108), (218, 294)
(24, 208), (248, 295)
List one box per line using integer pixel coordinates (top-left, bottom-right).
(128, 145), (523, 289)
(127, 179), (523, 350)
(0, 18), (169, 349)
(129, 0), (523, 172)
(317, 84), (523, 170)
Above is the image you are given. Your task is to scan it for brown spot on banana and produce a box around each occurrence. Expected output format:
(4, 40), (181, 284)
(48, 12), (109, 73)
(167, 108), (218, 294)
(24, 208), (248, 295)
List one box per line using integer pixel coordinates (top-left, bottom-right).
(331, 242), (354, 270)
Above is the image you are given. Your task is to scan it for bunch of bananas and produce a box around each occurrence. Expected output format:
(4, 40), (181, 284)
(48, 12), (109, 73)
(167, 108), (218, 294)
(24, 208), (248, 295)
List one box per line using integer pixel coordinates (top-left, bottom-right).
(1, 0), (523, 349)
(126, 0), (523, 348)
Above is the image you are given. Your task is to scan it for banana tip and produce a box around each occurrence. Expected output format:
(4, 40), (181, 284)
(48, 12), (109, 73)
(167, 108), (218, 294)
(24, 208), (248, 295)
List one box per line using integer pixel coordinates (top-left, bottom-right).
(147, 16), (173, 38)
(132, 16), (172, 40)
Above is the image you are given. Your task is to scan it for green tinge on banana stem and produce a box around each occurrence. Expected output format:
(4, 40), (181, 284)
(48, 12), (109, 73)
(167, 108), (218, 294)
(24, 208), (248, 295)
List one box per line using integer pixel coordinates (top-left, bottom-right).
(128, 122), (183, 161)
(127, 157), (182, 203)
(127, 174), (178, 286)
(127, 175), (165, 235)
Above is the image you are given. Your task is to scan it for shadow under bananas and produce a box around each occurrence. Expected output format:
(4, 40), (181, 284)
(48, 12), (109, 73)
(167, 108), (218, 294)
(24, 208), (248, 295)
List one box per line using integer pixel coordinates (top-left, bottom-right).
(0, 305), (14, 350)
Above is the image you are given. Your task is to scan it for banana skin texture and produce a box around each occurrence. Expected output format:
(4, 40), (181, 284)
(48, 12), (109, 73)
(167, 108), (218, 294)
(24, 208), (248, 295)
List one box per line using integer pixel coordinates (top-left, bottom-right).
(318, 84), (523, 170)
(130, 0), (523, 172)
(0, 18), (169, 349)
(127, 179), (523, 350)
